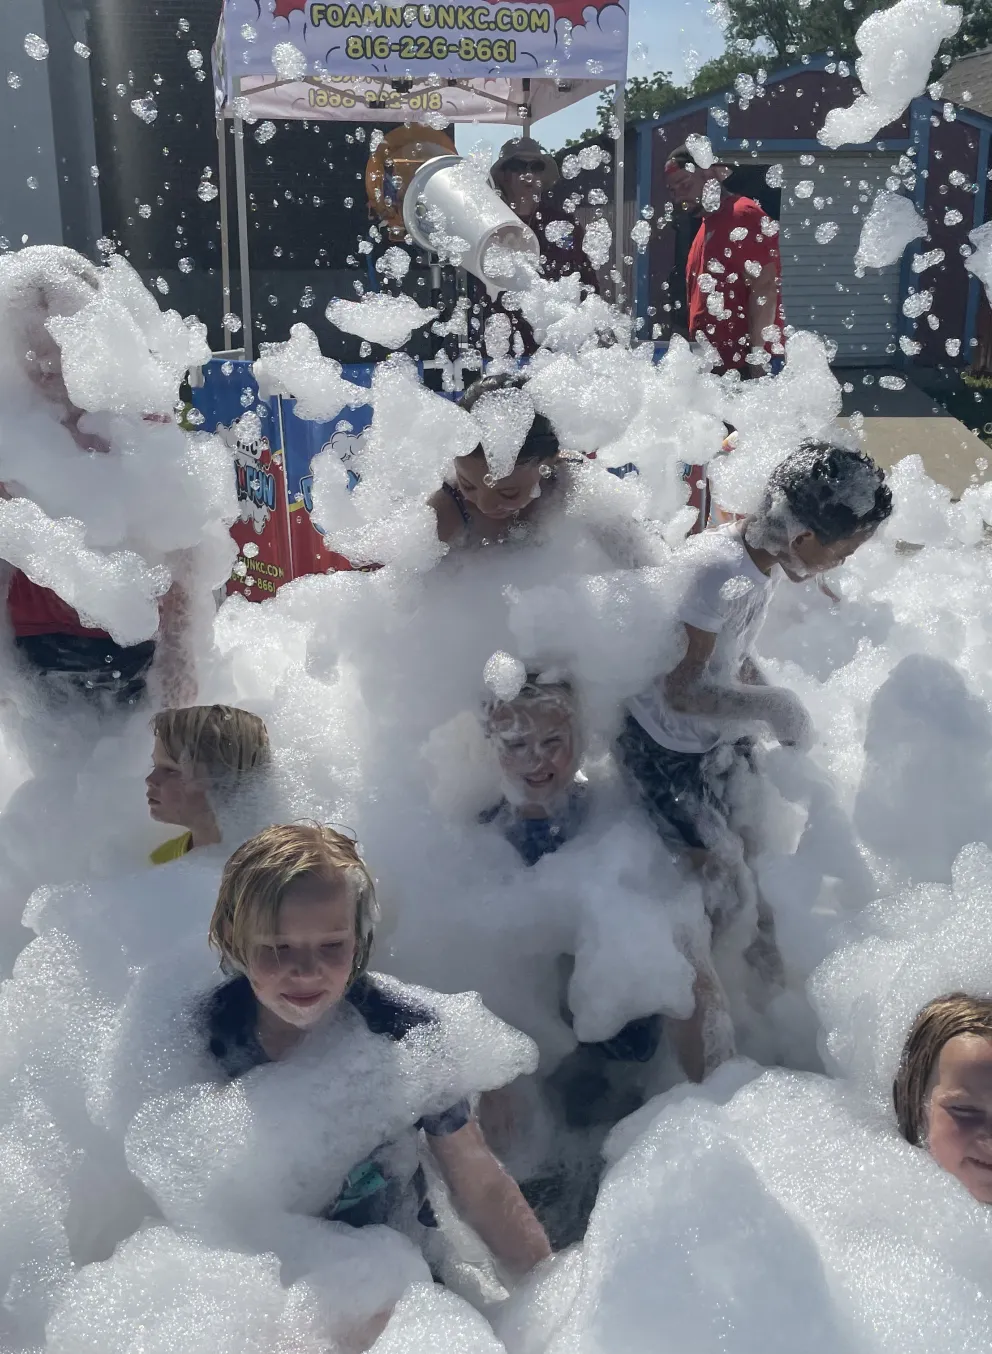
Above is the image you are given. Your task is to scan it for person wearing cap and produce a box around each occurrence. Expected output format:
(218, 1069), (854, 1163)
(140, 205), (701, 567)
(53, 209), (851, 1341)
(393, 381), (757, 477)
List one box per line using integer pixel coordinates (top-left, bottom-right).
(480, 137), (600, 358)
(665, 145), (784, 379)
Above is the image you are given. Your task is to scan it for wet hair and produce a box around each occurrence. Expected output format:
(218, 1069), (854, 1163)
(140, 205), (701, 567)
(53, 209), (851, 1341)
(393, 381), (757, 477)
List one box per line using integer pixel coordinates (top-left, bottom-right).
(893, 993), (992, 1146)
(483, 671), (577, 730)
(152, 705), (271, 785)
(209, 823), (379, 985)
(761, 441), (893, 547)
(458, 372), (560, 467)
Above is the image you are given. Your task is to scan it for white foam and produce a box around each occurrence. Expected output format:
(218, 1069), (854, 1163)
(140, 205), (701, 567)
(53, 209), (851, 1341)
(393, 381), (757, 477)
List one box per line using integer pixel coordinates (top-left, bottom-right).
(254, 323), (369, 420)
(1, 56), (992, 1344)
(855, 191), (928, 271)
(326, 294), (439, 350)
(818, 0), (962, 149)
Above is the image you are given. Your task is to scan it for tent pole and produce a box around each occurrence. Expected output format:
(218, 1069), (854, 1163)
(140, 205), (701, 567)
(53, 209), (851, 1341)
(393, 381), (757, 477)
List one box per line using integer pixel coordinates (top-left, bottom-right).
(613, 79), (626, 305)
(217, 115), (231, 343)
(233, 112), (254, 361)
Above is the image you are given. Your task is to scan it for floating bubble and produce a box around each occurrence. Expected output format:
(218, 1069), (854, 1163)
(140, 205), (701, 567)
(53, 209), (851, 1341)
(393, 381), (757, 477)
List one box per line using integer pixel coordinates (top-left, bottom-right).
(130, 97), (158, 124)
(23, 33), (48, 61)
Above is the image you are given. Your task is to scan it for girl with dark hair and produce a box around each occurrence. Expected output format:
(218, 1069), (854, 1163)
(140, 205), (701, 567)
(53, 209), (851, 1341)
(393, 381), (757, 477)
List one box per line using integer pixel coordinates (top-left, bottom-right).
(429, 372), (565, 548)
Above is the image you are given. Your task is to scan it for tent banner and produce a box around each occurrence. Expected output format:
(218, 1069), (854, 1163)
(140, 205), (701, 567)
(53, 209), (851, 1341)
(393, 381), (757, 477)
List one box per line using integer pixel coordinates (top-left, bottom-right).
(216, 0), (628, 87)
(231, 72), (599, 121)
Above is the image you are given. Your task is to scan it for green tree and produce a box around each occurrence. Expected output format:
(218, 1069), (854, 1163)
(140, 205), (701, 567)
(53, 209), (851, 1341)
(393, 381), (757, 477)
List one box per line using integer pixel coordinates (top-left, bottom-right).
(560, 47), (771, 149)
(690, 48), (768, 99)
(945, 0), (992, 59)
(713, 0), (887, 59)
(564, 71), (687, 147)
(712, 0), (992, 63)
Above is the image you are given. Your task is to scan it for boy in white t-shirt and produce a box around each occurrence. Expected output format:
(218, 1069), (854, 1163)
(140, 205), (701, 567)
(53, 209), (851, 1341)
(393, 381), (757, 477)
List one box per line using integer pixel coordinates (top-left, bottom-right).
(619, 441), (893, 1077)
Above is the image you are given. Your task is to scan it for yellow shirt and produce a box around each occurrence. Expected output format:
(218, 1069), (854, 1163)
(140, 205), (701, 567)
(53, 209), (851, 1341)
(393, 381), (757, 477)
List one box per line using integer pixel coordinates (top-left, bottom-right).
(149, 832), (193, 865)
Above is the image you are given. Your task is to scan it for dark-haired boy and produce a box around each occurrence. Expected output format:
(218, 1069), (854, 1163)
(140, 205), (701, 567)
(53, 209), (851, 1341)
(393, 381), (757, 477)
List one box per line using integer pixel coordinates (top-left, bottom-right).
(618, 441), (893, 1077)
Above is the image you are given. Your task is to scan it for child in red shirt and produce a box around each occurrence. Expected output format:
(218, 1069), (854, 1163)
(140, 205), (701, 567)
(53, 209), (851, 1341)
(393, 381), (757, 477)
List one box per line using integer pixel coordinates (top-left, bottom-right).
(0, 247), (193, 707)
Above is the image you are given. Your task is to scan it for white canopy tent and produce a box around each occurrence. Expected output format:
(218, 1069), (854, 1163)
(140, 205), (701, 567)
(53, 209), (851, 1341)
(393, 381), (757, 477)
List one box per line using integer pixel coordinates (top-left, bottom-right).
(211, 0), (630, 357)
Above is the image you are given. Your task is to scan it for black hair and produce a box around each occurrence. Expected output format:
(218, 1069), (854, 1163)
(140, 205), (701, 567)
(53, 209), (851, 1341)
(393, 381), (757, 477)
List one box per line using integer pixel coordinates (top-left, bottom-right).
(666, 145), (698, 170)
(458, 372), (560, 466)
(763, 440), (893, 546)
(665, 143), (728, 173)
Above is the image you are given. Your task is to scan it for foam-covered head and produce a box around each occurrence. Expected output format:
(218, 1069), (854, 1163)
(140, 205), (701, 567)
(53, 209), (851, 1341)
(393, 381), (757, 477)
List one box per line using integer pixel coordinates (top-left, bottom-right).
(146, 706), (271, 839)
(0, 245), (100, 409)
(894, 993), (992, 1203)
(664, 144), (731, 210)
(209, 824), (379, 1030)
(455, 372), (560, 522)
(749, 440), (893, 580)
(483, 673), (580, 812)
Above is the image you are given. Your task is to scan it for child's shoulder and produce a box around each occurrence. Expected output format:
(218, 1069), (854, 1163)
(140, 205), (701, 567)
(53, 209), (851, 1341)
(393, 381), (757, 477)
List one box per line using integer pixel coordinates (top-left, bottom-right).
(684, 524), (748, 576)
(200, 975), (267, 1078)
(346, 973), (438, 1043)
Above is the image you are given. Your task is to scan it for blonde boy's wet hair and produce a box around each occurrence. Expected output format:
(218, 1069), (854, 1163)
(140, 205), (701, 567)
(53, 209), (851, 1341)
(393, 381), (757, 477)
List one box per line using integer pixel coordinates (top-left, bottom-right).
(209, 823), (379, 984)
(152, 705), (271, 782)
(894, 992), (992, 1146)
(482, 673), (577, 733)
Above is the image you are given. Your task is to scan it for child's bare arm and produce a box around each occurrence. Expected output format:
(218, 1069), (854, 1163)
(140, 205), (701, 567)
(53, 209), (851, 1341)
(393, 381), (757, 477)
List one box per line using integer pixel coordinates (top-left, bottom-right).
(427, 1119), (551, 1279)
(154, 554), (197, 707)
(665, 624), (811, 747)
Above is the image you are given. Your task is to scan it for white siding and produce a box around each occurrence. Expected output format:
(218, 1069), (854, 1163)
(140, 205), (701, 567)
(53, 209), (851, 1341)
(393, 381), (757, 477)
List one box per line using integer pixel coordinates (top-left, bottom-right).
(778, 154), (904, 364)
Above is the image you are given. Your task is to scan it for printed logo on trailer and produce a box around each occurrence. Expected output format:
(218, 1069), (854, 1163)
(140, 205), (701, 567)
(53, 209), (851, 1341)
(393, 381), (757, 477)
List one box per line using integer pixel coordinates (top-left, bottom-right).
(220, 419), (279, 535)
(299, 425), (368, 522)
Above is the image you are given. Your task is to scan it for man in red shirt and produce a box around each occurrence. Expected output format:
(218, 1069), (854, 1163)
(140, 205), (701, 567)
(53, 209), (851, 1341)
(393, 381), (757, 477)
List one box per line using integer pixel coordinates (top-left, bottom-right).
(665, 145), (784, 378)
(665, 146), (785, 532)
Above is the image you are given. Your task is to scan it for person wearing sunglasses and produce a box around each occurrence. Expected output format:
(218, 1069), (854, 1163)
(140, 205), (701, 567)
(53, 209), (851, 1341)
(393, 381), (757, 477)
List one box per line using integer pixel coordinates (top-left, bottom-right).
(483, 137), (601, 357)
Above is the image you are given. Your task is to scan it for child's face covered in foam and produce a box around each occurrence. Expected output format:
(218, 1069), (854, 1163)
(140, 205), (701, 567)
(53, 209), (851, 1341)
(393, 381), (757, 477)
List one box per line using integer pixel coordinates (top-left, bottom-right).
(488, 698), (578, 812)
(926, 1034), (992, 1204)
(246, 874), (357, 1030)
(782, 526), (876, 582)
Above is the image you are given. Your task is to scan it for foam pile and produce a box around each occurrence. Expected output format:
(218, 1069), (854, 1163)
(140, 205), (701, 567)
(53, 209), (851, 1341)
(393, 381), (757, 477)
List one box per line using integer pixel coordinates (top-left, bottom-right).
(0, 248), (236, 651)
(2, 17), (992, 1344)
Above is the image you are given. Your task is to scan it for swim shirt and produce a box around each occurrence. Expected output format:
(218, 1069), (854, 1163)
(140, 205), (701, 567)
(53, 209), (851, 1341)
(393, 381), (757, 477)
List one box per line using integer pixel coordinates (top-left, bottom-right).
(201, 973), (471, 1229)
(149, 833), (193, 865)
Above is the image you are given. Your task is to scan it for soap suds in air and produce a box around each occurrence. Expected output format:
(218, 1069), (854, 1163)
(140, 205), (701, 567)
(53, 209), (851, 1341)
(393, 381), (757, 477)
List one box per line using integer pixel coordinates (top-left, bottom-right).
(3, 5), (992, 1345)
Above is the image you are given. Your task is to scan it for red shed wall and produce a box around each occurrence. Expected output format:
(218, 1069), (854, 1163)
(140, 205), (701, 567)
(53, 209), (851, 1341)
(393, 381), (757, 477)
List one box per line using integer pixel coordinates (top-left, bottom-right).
(727, 68), (909, 144)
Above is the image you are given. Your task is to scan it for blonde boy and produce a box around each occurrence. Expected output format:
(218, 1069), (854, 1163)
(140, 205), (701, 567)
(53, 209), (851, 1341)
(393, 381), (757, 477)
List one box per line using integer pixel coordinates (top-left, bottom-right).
(203, 823), (551, 1277)
(146, 705), (271, 863)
